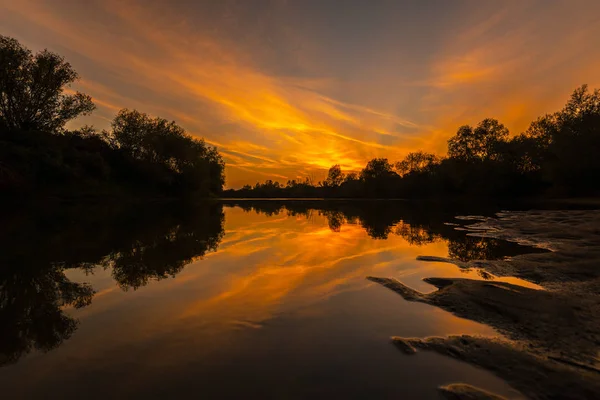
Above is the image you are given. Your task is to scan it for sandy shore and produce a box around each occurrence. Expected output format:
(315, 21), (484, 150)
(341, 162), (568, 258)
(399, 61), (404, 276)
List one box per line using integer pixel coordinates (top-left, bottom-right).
(368, 209), (600, 400)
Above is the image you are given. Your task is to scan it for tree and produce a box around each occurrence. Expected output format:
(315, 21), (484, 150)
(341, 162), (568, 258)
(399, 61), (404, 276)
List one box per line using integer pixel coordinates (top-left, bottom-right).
(545, 85), (600, 193)
(360, 158), (395, 181)
(505, 134), (544, 173)
(360, 158), (399, 197)
(448, 118), (509, 162)
(0, 36), (95, 132)
(525, 114), (558, 148)
(110, 109), (225, 196)
(396, 151), (440, 177)
(343, 172), (358, 184)
(448, 125), (474, 161)
(111, 109), (187, 165)
(324, 164), (345, 187)
(562, 84), (600, 119)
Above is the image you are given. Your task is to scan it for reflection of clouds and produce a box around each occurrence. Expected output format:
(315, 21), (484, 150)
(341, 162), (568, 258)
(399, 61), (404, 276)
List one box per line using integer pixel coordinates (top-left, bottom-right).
(68, 206), (448, 334)
(48, 205), (510, 388)
(173, 207), (448, 328)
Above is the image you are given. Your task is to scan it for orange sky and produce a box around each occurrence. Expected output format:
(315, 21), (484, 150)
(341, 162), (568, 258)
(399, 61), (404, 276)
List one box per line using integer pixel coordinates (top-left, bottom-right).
(2, 0), (599, 187)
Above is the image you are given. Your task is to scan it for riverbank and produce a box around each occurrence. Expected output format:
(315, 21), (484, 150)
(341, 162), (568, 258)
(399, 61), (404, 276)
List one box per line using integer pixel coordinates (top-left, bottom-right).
(369, 209), (600, 399)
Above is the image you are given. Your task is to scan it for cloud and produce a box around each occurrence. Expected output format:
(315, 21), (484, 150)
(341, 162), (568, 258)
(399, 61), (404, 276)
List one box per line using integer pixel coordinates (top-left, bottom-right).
(3, 0), (600, 187)
(420, 1), (600, 135)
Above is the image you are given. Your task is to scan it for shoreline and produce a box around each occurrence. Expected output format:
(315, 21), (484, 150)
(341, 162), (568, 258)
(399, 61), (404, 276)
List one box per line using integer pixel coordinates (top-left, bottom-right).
(369, 209), (600, 399)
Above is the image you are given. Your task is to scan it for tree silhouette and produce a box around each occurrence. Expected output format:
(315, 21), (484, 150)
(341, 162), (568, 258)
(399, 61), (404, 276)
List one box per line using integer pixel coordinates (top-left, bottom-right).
(360, 158), (394, 181)
(448, 118), (509, 162)
(0, 36), (95, 132)
(324, 164), (345, 188)
(395, 151), (440, 177)
(0, 36), (224, 199)
(109, 109), (225, 196)
(359, 158), (400, 197)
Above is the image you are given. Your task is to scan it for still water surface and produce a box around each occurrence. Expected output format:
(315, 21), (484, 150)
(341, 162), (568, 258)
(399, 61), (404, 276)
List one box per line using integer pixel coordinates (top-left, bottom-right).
(0, 201), (537, 399)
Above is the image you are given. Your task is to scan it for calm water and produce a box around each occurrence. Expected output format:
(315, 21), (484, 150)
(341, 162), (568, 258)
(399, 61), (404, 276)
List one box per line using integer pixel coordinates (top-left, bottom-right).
(0, 200), (539, 399)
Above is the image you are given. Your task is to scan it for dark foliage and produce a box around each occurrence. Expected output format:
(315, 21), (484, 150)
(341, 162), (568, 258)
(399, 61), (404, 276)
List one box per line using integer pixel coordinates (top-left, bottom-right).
(0, 36), (224, 199)
(0, 35), (95, 132)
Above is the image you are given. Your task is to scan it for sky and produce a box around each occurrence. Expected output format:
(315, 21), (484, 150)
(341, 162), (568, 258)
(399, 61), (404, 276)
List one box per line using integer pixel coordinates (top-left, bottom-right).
(1, 0), (599, 188)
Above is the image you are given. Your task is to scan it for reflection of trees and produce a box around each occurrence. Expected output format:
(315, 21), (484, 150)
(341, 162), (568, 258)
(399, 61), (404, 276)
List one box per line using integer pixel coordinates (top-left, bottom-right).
(106, 204), (224, 290)
(448, 237), (502, 262)
(224, 200), (456, 242)
(321, 210), (344, 232)
(224, 200), (539, 262)
(447, 236), (541, 263)
(394, 222), (438, 246)
(0, 264), (94, 366)
(0, 202), (224, 365)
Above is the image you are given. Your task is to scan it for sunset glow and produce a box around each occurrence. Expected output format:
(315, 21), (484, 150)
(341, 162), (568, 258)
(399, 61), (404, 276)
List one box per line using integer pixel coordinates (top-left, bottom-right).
(3, 0), (599, 187)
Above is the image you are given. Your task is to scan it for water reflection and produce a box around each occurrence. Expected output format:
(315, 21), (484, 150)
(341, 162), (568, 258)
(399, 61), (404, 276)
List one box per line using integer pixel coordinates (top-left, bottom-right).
(0, 263), (93, 366)
(0, 202), (224, 365)
(224, 200), (539, 259)
(0, 200), (541, 398)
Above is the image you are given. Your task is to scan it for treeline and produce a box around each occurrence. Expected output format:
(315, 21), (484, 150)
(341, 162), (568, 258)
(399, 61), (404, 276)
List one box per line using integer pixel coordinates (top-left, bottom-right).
(0, 36), (224, 199)
(225, 85), (600, 198)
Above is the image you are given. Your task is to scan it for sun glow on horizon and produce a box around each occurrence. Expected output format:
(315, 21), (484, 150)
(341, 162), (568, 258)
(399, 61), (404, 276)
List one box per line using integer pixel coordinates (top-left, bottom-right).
(2, 0), (599, 187)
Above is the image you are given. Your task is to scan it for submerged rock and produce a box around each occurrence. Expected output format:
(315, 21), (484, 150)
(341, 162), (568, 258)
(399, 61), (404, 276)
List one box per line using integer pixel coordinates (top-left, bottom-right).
(370, 209), (600, 399)
(367, 275), (599, 366)
(390, 336), (417, 354)
(438, 383), (507, 400)
(391, 335), (600, 400)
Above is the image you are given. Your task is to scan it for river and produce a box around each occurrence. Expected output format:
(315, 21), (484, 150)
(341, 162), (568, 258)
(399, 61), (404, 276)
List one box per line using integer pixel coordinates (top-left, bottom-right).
(0, 200), (549, 399)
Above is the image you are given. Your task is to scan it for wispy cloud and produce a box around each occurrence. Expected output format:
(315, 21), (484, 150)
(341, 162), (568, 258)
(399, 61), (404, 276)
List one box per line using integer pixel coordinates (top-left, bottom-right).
(2, 0), (599, 187)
